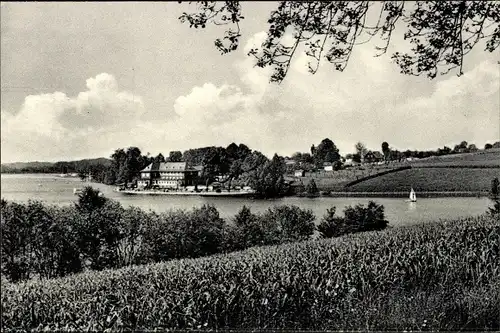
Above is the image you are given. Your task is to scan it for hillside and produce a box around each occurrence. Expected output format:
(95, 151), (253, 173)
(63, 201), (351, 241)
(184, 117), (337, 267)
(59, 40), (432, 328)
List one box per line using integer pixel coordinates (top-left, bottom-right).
(2, 215), (498, 331)
(1, 158), (112, 173)
(408, 148), (500, 167)
(345, 168), (499, 193)
(291, 150), (499, 194)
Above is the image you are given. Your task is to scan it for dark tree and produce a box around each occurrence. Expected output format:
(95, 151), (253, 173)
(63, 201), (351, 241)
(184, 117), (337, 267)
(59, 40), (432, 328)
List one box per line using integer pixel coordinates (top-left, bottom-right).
(313, 138), (340, 166)
(169, 151), (183, 162)
(154, 153), (166, 163)
(355, 142), (368, 162)
(310, 144), (316, 156)
(75, 186), (107, 213)
(306, 179), (319, 196)
(488, 177), (500, 217)
(484, 143), (493, 150)
(180, 1), (499, 83)
(382, 141), (390, 161)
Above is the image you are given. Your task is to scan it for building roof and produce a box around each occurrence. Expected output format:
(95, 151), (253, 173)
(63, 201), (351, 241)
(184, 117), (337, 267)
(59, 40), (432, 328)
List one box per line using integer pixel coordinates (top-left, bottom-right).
(158, 162), (187, 171)
(141, 162), (189, 173)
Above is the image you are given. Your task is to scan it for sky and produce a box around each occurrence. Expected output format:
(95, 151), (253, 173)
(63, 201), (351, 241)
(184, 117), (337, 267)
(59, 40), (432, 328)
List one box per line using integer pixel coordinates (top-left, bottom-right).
(1, 2), (499, 163)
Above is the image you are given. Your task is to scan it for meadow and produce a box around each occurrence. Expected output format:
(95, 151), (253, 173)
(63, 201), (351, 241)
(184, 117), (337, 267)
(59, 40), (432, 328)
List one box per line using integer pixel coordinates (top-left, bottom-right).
(346, 168), (500, 193)
(409, 148), (500, 167)
(2, 214), (498, 331)
(293, 150), (500, 194)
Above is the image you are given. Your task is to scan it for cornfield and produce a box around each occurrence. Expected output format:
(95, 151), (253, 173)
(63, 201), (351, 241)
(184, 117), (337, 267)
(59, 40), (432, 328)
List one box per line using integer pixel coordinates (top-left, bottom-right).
(2, 215), (499, 331)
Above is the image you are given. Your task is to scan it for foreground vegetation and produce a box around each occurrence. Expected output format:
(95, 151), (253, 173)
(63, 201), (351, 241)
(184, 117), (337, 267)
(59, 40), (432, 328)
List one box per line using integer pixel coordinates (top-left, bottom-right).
(0, 188), (387, 283)
(2, 215), (498, 331)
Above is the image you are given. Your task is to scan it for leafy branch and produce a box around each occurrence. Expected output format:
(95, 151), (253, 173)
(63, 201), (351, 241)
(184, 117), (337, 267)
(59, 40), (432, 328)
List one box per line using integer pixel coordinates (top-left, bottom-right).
(179, 1), (500, 83)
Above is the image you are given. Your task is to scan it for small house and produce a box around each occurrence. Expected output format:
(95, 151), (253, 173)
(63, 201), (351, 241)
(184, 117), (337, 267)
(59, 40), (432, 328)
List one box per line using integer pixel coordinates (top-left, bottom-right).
(294, 169), (305, 177)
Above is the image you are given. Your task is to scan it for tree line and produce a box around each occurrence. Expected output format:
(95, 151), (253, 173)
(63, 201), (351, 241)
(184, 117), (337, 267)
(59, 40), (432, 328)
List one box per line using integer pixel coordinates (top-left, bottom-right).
(2, 139), (497, 198)
(1, 187), (388, 283)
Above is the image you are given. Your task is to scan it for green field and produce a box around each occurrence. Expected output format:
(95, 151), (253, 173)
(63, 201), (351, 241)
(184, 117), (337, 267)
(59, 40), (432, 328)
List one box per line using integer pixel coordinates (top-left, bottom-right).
(346, 168), (499, 192)
(2, 215), (499, 331)
(409, 149), (500, 167)
(292, 150), (500, 193)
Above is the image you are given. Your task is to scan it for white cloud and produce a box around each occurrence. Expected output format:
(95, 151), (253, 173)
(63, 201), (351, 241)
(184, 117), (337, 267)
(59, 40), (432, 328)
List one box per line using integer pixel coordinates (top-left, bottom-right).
(1, 73), (146, 162)
(2, 34), (499, 163)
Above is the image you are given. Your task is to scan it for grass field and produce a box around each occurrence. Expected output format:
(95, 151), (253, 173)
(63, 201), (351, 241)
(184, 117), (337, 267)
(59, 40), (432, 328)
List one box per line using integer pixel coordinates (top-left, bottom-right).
(409, 149), (500, 167)
(2, 215), (499, 331)
(345, 168), (499, 192)
(293, 150), (500, 193)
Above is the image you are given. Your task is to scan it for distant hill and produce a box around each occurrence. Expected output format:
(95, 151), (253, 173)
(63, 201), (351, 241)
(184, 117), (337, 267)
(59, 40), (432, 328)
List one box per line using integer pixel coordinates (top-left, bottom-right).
(1, 158), (112, 174)
(408, 149), (500, 167)
(289, 149), (500, 194)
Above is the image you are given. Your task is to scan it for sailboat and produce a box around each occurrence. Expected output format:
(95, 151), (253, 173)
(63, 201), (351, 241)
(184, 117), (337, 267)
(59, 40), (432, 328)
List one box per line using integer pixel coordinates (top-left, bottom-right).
(407, 187), (417, 202)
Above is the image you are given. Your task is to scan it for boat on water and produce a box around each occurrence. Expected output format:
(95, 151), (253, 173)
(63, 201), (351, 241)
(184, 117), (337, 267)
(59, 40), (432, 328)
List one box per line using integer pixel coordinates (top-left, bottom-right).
(114, 188), (256, 197)
(406, 187), (417, 202)
(73, 188), (103, 196)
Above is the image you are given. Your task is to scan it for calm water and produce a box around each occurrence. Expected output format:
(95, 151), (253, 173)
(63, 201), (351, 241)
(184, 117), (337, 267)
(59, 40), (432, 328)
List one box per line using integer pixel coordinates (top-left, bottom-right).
(1, 174), (491, 226)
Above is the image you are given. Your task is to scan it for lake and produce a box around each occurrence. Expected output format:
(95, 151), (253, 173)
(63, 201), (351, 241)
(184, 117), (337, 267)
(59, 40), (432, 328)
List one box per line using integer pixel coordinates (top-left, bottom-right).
(0, 173), (492, 226)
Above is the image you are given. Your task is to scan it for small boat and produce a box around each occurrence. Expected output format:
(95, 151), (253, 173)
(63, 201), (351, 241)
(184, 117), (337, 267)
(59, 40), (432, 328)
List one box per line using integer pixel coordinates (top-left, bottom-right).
(73, 188), (84, 195)
(407, 187), (417, 202)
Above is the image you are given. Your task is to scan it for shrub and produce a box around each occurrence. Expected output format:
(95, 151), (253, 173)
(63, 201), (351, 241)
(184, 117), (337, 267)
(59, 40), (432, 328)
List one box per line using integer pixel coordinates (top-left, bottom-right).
(142, 205), (227, 261)
(186, 204), (226, 257)
(0, 201), (82, 282)
(2, 215), (498, 331)
(232, 206), (266, 249)
(261, 205), (316, 243)
(72, 200), (124, 270)
(488, 177), (500, 217)
(75, 186), (107, 212)
(306, 179), (319, 196)
(317, 207), (348, 238)
(317, 202), (389, 238)
(343, 201), (389, 233)
(116, 206), (150, 267)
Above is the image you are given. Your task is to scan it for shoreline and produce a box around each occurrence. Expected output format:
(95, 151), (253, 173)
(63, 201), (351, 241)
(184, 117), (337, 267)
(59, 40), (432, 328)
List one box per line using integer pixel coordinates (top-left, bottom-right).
(317, 191), (489, 198)
(116, 189), (489, 198)
(115, 189), (256, 197)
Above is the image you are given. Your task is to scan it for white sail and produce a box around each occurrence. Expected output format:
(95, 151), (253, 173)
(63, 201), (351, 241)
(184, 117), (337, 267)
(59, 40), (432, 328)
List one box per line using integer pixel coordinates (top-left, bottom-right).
(409, 188), (417, 202)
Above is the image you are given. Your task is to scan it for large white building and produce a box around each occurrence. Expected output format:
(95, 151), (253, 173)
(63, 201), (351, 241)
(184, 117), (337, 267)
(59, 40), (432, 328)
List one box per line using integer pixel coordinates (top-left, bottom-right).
(137, 162), (200, 189)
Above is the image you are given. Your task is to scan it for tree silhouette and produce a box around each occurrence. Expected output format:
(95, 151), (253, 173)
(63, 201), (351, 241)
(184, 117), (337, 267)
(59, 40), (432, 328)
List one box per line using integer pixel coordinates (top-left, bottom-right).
(179, 1), (499, 83)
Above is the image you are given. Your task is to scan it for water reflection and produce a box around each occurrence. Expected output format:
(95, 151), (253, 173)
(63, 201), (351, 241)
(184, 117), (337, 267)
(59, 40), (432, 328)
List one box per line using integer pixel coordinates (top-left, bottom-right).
(407, 202), (417, 212)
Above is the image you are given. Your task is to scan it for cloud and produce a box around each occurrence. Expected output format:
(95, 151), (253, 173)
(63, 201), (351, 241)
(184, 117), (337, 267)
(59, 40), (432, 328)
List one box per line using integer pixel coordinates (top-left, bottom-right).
(2, 33), (499, 163)
(1, 73), (146, 162)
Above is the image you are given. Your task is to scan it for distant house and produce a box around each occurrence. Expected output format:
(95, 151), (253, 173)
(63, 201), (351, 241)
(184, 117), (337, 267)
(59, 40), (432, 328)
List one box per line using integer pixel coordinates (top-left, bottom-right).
(294, 169), (305, 177)
(364, 151), (384, 163)
(137, 162), (199, 189)
(344, 158), (354, 166)
(324, 165), (334, 172)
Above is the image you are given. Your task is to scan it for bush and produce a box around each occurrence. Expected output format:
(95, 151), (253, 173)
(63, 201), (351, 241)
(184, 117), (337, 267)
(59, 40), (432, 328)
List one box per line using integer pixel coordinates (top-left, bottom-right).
(0, 201), (82, 282)
(343, 201), (389, 233)
(261, 205), (316, 243)
(232, 206), (266, 249)
(306, 179), (319, 197)
(317, 201), (389, 238)
(73, 200), (124, 270)
(75, 186), (107, 212)
(317, 207), (348, 238)
(1, 190), (387, 283)
(2, 215), (498, 331)
(116, 206), (150, 267)
(488, 177), (500, 217)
